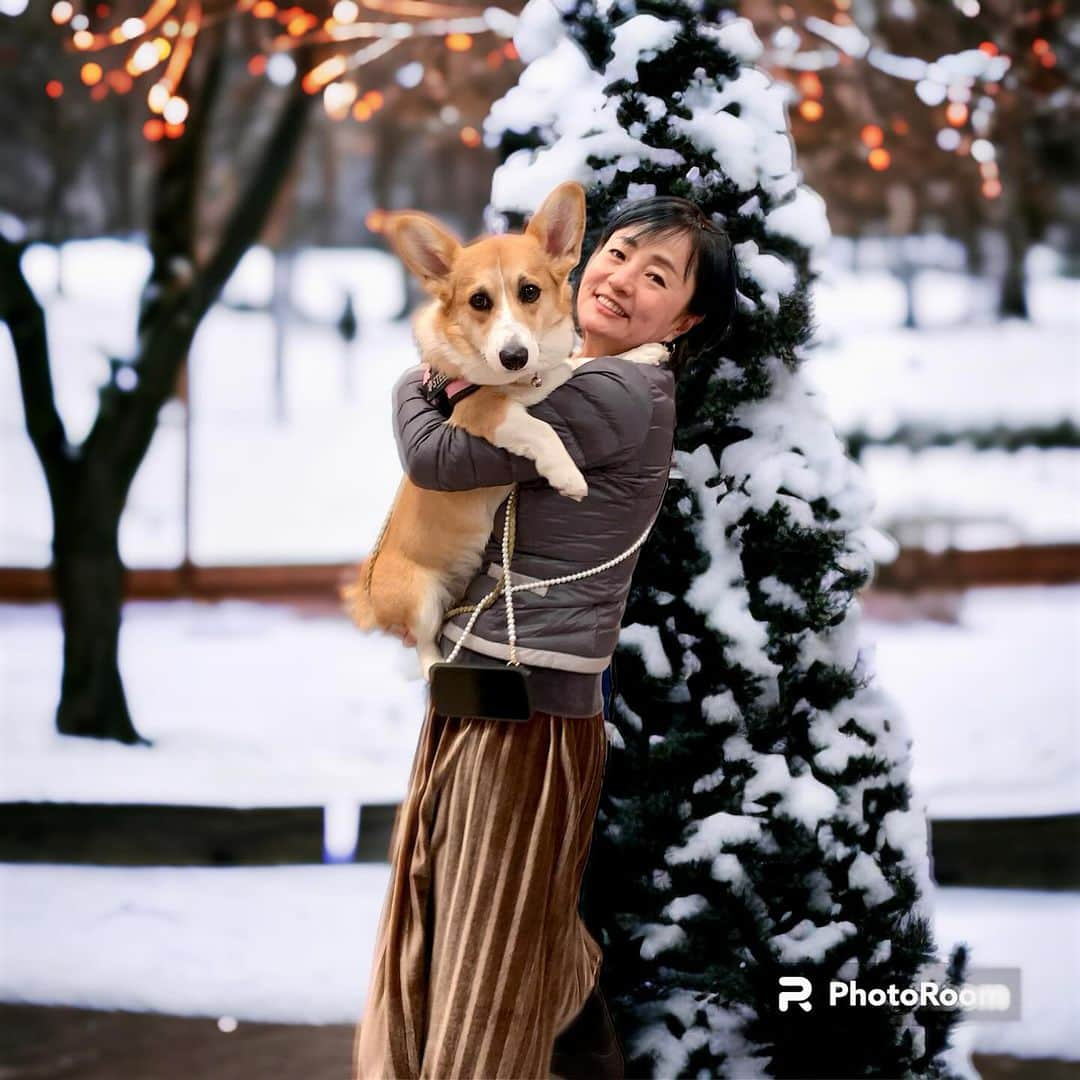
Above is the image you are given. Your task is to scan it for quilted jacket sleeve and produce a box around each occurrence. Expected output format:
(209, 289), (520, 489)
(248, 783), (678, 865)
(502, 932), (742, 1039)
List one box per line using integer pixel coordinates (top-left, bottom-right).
(392, 359), (654, 492)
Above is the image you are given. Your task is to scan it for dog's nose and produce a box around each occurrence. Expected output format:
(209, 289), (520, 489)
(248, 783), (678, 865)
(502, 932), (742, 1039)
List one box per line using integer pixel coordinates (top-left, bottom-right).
(499, 344), (529, 371)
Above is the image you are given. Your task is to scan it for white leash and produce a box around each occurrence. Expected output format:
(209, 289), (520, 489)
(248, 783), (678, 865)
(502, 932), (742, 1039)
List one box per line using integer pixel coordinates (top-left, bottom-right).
(444, 483), (656, 666)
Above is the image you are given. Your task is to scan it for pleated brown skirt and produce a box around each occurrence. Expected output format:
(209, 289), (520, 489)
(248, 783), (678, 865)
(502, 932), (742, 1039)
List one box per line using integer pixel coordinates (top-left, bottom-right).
(353, 700), (609, 1079)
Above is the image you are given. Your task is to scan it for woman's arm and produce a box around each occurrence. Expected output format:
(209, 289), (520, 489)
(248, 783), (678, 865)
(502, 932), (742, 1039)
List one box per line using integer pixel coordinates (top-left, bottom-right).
(393, 360), (654, 491)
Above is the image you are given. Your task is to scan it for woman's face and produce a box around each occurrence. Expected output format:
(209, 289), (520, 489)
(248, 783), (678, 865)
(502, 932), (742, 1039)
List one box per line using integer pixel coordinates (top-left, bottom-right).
(575, 227), (702, 358)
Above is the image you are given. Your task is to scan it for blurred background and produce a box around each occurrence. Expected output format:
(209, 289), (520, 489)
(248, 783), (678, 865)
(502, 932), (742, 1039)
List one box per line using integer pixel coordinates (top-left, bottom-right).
(0, 0), (1077, 1077)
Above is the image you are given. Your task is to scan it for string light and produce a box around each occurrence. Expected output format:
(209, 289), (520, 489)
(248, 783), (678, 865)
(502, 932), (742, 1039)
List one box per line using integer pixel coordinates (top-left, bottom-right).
(860, 123), (883, 148)
(147, 82), (169, 111)
(301, 54), (347, 94)
(799, 100), (824, 121)
(797, 71), (823, 98)
(945, 102), (968, 126)
(162, 95), (189, 123)
(129, 40), (162, 74)
(45, 79), (64, 98)
(323, 80), (357, 118)
(50, 0), (520, 140)
(867, 147), (890, 170)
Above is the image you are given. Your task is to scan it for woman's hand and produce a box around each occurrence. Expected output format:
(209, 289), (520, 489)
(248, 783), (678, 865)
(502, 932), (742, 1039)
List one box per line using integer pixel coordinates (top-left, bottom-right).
(388, 624), (418, 647)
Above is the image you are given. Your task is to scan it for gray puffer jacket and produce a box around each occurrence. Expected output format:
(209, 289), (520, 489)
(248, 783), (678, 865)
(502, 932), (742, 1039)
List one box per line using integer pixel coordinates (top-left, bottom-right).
(393, 355), (676, 718)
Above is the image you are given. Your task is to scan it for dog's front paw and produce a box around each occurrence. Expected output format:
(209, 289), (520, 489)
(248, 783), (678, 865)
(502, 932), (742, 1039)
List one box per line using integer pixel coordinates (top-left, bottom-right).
(619, 342), (668, 366)
(550, 465), (589, 502)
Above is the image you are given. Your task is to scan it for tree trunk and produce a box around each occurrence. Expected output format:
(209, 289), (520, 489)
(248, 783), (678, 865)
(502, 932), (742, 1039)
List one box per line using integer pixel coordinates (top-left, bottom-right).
(999, 214), (1030, 319)
(52, 483), (145, 745)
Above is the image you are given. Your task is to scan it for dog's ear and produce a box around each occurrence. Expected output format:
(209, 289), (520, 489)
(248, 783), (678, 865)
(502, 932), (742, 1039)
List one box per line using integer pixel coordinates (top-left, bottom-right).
(385, 212), (461, 296)
(525, 181), (586, 278)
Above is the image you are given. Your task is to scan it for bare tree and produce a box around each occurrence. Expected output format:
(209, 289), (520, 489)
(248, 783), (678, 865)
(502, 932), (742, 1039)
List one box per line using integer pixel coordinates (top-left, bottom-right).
(0, 22), (314, 742)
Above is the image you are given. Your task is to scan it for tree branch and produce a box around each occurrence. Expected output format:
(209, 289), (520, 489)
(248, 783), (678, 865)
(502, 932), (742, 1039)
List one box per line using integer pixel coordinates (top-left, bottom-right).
(193, 67), (315, 320)
(0, 237), (69, 491)
(105, 60), (315, 486)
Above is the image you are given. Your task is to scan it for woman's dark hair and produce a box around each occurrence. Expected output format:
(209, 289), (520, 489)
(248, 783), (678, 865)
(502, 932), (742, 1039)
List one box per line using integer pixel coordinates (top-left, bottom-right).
(582, 195), (738, 376)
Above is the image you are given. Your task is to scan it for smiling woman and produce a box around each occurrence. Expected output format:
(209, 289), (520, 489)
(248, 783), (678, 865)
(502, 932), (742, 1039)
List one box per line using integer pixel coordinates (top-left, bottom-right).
(353, 195), (737, 1080)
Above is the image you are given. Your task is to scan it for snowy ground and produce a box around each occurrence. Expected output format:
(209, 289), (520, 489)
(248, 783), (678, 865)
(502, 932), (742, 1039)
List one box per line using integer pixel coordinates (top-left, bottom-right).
(2, 585), (1076, 819)
(0, 861), (1075, 1064)
(1, 240), (1078, 566)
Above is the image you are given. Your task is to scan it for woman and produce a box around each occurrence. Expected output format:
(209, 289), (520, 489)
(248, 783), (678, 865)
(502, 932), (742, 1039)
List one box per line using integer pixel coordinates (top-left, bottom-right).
(354, 196), (737, 1080)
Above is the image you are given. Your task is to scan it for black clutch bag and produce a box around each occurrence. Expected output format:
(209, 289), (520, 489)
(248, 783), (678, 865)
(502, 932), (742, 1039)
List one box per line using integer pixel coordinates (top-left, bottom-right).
(429, 661), (532, 722)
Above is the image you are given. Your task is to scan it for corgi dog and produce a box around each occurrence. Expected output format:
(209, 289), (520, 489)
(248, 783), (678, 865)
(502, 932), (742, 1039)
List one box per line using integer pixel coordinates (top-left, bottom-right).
(342, 181), (665, 678)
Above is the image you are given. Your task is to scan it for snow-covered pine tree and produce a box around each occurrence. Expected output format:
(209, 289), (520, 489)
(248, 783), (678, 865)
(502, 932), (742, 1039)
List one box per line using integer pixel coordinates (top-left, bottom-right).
(485, 2), (970, 1076)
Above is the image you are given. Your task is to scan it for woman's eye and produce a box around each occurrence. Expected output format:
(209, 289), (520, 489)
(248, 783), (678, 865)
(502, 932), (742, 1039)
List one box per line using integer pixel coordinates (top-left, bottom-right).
(469, 292), (492, 311)
(608, 247), (625, 260)
(648, 273), (666, 287)
(519, 283), (541, 303)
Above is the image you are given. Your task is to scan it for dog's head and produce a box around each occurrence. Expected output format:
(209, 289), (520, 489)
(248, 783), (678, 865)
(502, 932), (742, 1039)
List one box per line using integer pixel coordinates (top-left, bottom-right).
(385, 181), (585, 385)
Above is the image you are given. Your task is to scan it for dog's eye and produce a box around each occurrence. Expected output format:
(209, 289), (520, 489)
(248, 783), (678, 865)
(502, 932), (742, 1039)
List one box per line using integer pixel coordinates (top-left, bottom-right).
(519, 283), (541, 304)
(469, 292), (492, 311)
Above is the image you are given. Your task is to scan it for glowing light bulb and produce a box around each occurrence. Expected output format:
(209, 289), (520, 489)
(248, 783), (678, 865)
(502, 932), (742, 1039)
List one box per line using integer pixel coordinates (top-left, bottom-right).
(867, 147), (890, 170)
(147, 82), (170, 112)
(162, 96), (189, 125)
(860, 124), (884, 148)
(131, 41), (159, 72)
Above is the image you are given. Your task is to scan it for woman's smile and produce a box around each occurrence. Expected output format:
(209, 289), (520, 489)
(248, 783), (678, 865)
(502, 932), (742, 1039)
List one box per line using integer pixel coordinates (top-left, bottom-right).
(593, 292), (630, 319)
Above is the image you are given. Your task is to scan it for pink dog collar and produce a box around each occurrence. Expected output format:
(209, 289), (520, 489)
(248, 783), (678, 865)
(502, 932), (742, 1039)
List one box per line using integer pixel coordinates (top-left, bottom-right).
(421, 365), (479, 412)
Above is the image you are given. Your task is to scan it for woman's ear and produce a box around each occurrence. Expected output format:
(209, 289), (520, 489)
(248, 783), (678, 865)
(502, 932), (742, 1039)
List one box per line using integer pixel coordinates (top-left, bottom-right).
(669, 312), (704, 340)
